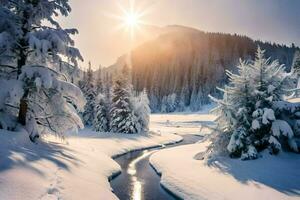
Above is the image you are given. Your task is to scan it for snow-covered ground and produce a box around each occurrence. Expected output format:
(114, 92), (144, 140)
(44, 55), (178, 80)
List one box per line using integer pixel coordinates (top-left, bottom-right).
(150, 114), (300, 200)
(0, 128), (181, 200)
(2, 110), (299, 200)
(150, 105), (216, 136)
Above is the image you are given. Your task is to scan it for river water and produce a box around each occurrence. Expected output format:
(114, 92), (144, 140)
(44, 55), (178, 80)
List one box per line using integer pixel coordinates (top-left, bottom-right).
(110, 134), (202, 200)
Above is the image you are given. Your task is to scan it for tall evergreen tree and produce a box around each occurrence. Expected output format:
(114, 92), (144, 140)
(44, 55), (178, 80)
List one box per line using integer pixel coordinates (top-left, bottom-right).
(82, 62), (97, 126)
(0, 0), (83, 123)
(93, 94), (109, 132)
(0, 0), (84, 139)
(109, 65), (140, 134)
(96, 65), (104, 94)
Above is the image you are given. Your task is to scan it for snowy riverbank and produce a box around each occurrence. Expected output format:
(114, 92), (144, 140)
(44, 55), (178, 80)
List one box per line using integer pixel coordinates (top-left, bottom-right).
(0, 128), (181, 200)
(150, 140), (300, 200)
(2, 112), (299, 200)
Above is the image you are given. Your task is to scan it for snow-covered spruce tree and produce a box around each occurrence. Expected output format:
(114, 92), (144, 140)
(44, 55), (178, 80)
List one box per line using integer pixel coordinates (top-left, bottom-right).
(0, 0), (84, 139)
(78, 70), (87, 92)
(93, 94), (109, 132)
(291, 51), (300, 97)
(81, 62), (97, 126)
(292, 51), (300, 75)
(210, 47), (299, 160)
(134, 89), (151, 132)
(161, 94), (177, 113)
(91, 65), (108, 132)
(109, 65), (140, 134)
(96, 65), (104, 94)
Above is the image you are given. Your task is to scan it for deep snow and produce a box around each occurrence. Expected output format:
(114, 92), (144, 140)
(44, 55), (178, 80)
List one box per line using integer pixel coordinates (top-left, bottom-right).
(0, 128), (181, 200)
(150, 113), (300, 200)
(1, 111), (299, 200)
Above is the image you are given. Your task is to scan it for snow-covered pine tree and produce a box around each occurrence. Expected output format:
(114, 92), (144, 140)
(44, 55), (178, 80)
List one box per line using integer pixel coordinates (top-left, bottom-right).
(175, 93), (185, 112)
(109, 65), (140, 134)
(93, 94), (109, 132)
(96, 65), (104, 94)
(210, 47), (299, 160)
(291, 51), (300, 96)
(161, 94), (177, 113)
(292, 51), (300, 75)
(134, 89), (151, 132)
(0, 0), (85, 139)
(82, 62), (97, 126)
(92, 65), (109, 132)
(78, 69), (87, 92)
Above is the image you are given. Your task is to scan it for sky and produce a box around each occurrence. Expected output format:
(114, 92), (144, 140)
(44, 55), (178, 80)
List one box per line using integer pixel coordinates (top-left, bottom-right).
(59, 0), (300, 68)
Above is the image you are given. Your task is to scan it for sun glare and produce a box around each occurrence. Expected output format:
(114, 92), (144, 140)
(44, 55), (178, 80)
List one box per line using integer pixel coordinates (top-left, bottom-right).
(125, 13), (139, 27)
(122, 11), (141, 38)
(105, 0), (155, 40)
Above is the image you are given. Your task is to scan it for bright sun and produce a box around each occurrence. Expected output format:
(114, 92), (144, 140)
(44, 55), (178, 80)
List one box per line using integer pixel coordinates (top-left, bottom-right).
(106, 0), (154, 39)
(125, 13), (139, 27)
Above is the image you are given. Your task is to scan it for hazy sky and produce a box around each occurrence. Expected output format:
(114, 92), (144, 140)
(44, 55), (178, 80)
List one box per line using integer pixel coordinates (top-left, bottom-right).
(59, 0), (300, 68)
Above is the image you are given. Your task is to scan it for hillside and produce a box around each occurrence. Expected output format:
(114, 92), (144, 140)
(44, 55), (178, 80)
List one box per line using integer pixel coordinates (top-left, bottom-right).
(106, 25), (299, 112)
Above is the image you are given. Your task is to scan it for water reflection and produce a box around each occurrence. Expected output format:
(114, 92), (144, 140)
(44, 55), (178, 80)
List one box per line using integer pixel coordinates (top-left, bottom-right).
(127, 150), (158, 200)
(132, 176), (142, 200)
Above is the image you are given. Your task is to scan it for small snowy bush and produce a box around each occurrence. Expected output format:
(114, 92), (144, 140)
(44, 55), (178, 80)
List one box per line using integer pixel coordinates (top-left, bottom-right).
(133, 89), (151, 132)
(210, 47), (300, 160)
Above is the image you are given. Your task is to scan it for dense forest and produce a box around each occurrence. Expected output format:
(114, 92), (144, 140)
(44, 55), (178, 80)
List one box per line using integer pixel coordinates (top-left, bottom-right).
(104, 26), (299, 112)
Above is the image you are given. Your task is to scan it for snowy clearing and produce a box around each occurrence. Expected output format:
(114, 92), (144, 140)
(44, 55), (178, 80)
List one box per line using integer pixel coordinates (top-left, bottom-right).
(0, 128), (181, 200)
(150, 111), (216, 136)
(150, 140), (300, 200)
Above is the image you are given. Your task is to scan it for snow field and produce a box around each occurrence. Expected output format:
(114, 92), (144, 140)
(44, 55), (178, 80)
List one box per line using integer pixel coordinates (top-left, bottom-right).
(150, 136), (300, 200)
(0, 128), (181, 200)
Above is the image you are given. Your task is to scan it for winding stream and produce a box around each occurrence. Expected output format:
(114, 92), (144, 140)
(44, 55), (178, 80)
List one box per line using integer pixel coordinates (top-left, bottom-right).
(110, 134), (202, 200)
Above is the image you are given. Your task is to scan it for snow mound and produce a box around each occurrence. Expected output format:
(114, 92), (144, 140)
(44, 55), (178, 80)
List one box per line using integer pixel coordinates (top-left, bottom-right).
(150, 141), (300, 200)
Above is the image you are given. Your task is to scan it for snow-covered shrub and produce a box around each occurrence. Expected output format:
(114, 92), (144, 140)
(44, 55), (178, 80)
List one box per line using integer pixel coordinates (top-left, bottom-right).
(133, 89), (151, 132)
(210, 47), (299, 159)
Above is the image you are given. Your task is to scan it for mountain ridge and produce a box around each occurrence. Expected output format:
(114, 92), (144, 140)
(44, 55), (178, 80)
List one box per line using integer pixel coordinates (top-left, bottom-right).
(103, 25), (299, 112)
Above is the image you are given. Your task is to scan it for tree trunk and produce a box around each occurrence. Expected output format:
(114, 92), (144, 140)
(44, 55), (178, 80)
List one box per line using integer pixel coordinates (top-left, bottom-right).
(17, 45), (27, 125)
(18, 97), (28, 125)
(18, 87), (29, 126)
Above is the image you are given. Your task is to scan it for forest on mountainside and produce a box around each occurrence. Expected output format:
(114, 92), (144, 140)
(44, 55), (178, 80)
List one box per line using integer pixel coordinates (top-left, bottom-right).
(125, 26), (299, 112)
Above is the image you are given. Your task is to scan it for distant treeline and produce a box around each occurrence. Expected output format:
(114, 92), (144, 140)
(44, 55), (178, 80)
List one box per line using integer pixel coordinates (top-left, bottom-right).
(128, 28), (299, 112)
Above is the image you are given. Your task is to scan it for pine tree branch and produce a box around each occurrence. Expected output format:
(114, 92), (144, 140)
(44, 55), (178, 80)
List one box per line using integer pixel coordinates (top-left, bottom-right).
(0, 64), (16, 69)
(4, 103), (19, 109)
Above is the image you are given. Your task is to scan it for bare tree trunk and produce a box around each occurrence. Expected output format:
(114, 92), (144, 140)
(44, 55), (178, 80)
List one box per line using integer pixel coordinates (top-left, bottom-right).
(17, 44), (27, 126)
(18, 97), (28, 125)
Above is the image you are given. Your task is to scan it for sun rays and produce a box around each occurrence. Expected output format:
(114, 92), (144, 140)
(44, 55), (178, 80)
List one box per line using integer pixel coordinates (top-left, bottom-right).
(104, 0), (154, 40)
